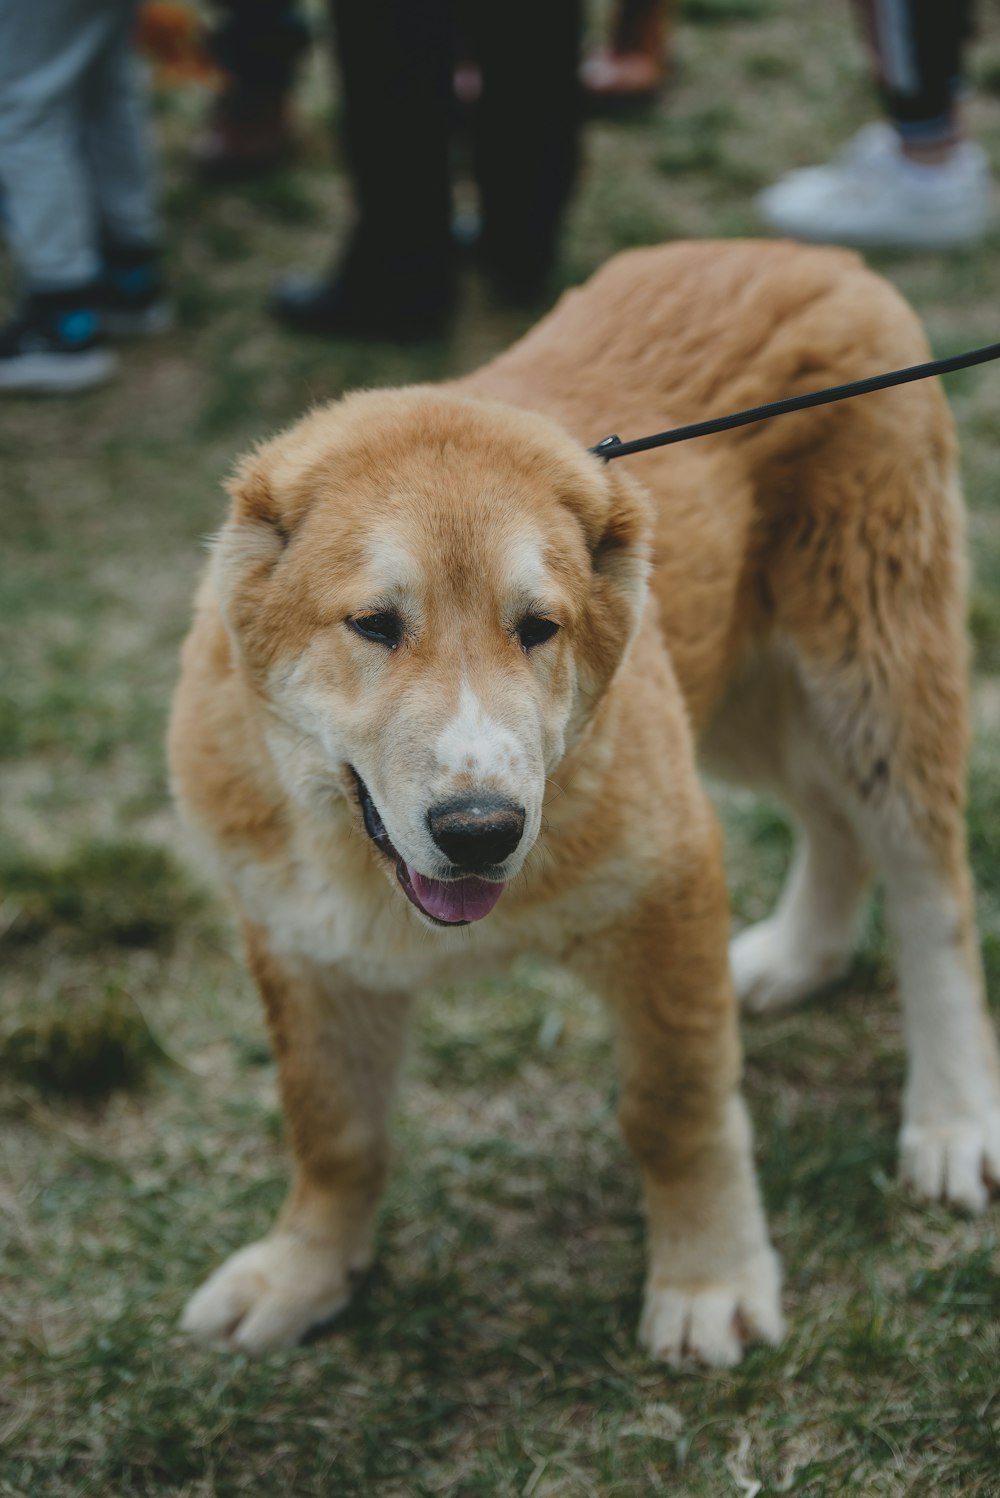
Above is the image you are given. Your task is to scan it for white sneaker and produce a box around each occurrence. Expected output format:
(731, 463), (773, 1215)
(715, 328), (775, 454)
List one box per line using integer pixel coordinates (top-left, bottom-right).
(757, 123), (996, 249)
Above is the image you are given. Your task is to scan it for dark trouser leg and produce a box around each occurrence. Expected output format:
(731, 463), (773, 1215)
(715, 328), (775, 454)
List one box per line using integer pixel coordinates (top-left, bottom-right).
(852, 0), (975, 146)
(333, 0), (454, 259)
(272, 0), (457, 336)
(466, 0), (583, 303)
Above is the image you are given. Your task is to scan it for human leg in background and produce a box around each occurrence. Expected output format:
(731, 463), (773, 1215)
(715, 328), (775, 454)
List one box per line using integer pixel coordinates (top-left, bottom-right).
(192, 0), (310, 181)
(271, 0), (456, 340)
(757, 0), (994, 249)
(0, 0), (137, 391)
(468, 0), (583, 305)
(579, 0), (673, 113)
(83, 4), (171, 336)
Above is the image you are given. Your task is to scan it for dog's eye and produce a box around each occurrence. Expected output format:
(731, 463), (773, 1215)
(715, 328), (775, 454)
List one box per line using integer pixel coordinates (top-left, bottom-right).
(517, 615), (560, 651)
(347, 611), (403, 648)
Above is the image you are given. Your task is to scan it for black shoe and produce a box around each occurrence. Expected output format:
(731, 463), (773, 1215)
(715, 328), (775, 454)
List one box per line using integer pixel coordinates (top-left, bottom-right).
(0, 288), (117, 394)
(270, 251), (455, 342)
(100, 243), (172, 337)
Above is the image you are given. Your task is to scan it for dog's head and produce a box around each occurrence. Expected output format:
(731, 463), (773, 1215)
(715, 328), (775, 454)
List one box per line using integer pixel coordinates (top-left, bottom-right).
(212, 388), (651, 927)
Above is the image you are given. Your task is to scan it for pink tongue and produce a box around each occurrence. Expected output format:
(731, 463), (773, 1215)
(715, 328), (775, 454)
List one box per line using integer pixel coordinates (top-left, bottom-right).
(407, 867), (506, 923)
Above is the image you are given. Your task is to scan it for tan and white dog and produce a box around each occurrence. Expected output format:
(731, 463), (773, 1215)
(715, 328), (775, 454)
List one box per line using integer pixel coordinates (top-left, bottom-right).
(169, 240), (1000, 1366)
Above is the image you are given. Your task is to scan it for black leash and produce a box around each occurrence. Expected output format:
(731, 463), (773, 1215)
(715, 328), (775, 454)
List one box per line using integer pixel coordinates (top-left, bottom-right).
(589, 339), (1000, 461)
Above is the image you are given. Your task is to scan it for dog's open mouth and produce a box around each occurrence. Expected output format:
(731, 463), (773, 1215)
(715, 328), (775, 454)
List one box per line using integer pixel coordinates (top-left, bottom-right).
(351, 770), (506, 926)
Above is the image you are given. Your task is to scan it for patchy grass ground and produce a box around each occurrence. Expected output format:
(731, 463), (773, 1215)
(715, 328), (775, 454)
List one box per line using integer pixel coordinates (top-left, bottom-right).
(4, 3), (1000, 1494)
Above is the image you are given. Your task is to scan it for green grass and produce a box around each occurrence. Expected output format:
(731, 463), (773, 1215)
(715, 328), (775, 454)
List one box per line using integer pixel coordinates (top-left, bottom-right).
(4, 3), (1000, 1494)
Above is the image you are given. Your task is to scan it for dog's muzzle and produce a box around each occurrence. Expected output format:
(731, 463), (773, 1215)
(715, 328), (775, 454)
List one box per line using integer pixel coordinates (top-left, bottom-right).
(351, 771), (511, 926)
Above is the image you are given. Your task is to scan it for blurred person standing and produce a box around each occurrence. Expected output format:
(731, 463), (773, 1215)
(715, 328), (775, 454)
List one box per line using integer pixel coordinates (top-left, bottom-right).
(0, 0), (169, 394)
(758, 1), (994, 249)
(270, 0), (583, 341)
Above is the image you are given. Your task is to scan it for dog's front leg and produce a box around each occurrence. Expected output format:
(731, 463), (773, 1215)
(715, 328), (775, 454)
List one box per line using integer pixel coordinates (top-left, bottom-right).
(182, 923), (412, 1354)
(575, 833), (783, 1368)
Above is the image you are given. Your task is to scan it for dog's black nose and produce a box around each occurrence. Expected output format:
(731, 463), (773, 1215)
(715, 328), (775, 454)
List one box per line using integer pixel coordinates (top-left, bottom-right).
(427, 795), (526, 871)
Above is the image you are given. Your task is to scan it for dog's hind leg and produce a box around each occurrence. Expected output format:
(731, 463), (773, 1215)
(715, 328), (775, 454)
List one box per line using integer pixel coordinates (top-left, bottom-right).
(702, 653), (871, 1014)
(873, 811), (1000, 1211)
(181, 925), (412, 1353)
(730, 789), (870, 1014)
(817, 695), (1000, 1210)
(754, 468), (1000, 1210)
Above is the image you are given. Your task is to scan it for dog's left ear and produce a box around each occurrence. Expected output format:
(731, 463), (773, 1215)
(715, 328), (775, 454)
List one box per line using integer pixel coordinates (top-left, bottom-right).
(579, 465), (652, 695)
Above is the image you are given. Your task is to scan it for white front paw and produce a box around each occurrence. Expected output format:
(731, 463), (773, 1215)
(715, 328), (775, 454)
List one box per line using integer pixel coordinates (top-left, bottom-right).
(638, 1251), (784, 1368)
(181, 1232), (358, 1354)
(899, 1111), (1000, 1213)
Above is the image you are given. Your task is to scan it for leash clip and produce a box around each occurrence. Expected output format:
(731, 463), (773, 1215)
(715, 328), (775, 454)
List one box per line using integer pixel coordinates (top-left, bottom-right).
(590, 434), (623, 461)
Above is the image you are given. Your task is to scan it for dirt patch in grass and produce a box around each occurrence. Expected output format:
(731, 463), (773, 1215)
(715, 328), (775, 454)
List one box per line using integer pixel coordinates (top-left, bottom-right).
(0, 840), (212, 1095)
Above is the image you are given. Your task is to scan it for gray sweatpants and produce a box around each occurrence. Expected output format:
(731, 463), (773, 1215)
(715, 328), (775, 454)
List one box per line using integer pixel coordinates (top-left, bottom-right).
(0, 0), (160, 291)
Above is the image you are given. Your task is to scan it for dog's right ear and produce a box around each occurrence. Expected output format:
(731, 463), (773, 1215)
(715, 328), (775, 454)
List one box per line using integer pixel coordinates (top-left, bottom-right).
(210, 447), (293, 654)
(227, 452), (292, 547)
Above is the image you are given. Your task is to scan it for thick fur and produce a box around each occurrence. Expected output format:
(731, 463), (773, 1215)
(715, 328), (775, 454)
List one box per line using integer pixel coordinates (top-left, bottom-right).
(169, 241), (1000, 1364)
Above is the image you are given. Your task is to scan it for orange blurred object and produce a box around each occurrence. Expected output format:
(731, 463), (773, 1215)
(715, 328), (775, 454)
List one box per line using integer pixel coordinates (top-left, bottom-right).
(136, 2), (220, 84)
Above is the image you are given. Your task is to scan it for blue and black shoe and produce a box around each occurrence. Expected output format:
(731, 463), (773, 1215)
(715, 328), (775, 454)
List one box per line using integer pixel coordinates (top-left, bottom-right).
(100, 243), (172, 338)
(0, 287), (117, 394)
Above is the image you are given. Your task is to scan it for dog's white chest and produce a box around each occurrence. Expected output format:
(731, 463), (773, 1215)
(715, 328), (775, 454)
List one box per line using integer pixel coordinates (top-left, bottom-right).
(226, 827), (520, 991)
